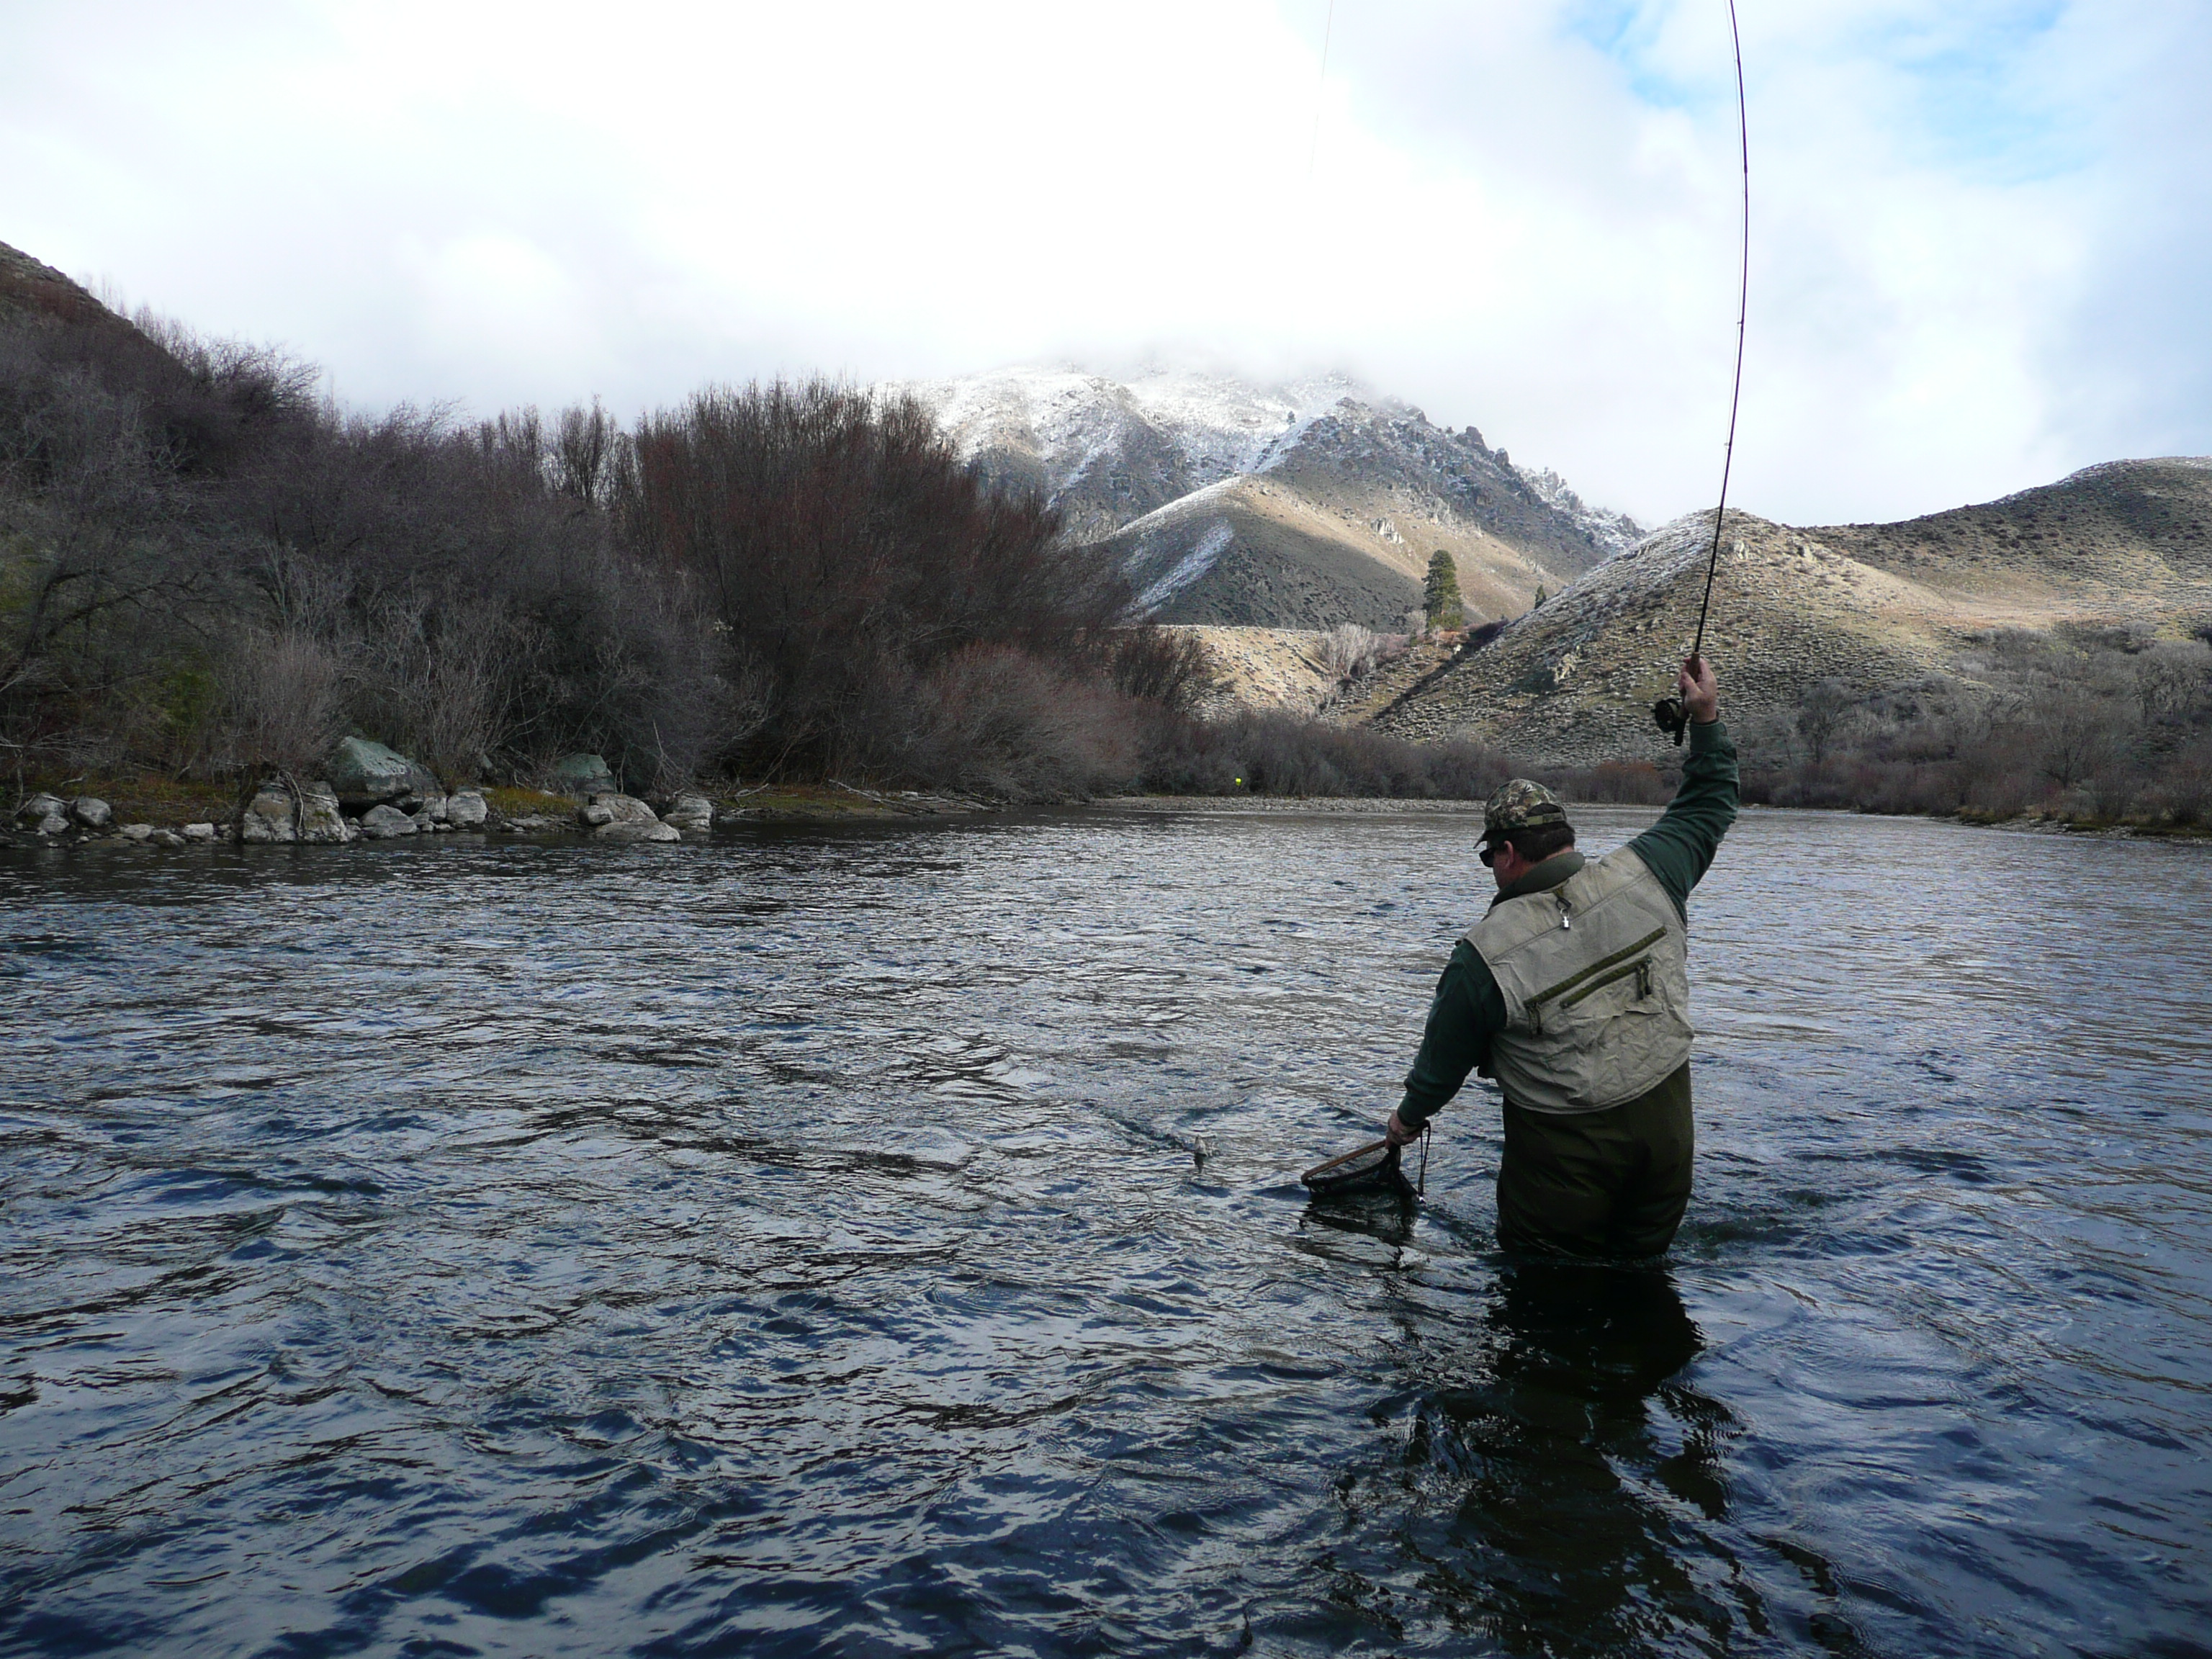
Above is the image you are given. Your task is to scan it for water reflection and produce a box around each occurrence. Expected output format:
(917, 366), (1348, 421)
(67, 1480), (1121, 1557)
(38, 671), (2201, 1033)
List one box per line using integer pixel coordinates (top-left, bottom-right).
(1388, 1262), (1784, 1655)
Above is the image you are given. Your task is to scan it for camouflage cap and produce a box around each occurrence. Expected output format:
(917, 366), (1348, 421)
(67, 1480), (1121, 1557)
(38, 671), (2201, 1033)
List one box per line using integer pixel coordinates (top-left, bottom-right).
(1482, 778), (1568, 838)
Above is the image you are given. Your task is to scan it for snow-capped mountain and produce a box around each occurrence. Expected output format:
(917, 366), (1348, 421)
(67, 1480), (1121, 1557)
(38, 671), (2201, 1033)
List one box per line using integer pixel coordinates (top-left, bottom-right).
(891, 366), (1641, 630)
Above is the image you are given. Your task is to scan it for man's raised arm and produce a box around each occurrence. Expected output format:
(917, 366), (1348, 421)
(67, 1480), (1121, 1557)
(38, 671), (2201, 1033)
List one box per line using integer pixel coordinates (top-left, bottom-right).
(1628, 657), (1740, 914)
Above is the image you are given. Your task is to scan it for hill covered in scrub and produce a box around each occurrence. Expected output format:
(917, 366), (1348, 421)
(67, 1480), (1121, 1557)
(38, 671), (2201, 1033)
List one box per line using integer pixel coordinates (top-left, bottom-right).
(1359, 461), (2212, 826)
(896, 367), (1637, 632)
(1371, 459), (2212, 763)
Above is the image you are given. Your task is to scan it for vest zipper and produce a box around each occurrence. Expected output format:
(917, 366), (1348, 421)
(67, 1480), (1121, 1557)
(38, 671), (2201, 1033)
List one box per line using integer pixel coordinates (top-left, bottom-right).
(1557, 954), (1655, 1012)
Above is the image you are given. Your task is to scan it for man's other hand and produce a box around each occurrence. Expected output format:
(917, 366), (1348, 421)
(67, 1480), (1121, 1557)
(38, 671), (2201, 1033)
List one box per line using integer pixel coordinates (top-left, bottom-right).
(1384, 1110), (1422, 1148)
(1680, 656), (1720, 724)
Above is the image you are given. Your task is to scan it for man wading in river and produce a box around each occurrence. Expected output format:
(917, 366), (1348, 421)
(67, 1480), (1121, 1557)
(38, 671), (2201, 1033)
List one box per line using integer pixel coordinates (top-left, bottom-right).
(1383, 657), (1737, 1256)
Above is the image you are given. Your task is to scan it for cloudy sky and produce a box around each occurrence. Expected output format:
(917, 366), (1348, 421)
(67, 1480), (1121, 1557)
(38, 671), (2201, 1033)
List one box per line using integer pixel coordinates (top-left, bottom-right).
(2, 0), (2206, 527)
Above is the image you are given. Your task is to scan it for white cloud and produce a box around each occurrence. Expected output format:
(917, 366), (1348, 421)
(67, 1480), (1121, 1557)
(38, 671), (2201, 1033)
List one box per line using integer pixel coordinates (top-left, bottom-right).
(0, 0), (2204, 526)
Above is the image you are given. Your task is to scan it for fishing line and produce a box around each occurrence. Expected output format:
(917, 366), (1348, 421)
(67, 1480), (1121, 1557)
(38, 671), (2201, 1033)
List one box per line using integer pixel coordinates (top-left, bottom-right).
(1305, 4), (1752, 1205)
(1307, 0), (1336, 188)
(1655, 0), (1750, 746)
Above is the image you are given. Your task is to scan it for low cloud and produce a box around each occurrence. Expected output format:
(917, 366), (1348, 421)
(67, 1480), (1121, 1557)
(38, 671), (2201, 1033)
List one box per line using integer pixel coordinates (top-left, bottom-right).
(1, 0), (2203, 527)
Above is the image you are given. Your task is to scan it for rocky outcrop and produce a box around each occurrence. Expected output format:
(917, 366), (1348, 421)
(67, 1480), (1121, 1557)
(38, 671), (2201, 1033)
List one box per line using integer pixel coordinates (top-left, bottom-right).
(8, 753), (723, 850)
(239, 788), (298, 844)
(297, 781), (356, 844)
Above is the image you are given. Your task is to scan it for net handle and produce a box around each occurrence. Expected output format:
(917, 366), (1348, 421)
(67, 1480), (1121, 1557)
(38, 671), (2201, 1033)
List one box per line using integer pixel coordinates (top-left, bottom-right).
(1302, 1138), (1395, 1181)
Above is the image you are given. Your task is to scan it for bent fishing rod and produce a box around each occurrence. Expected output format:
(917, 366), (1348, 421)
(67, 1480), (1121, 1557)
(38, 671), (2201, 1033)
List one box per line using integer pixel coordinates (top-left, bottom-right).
(1653, 0), (1750, 746)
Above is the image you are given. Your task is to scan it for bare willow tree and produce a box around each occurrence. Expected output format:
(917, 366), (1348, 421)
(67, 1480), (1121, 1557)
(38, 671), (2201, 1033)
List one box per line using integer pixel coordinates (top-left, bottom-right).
(1319, 623), (1383, 679)
(218, 624), (346, 780)
(613, 378), (1141, 785)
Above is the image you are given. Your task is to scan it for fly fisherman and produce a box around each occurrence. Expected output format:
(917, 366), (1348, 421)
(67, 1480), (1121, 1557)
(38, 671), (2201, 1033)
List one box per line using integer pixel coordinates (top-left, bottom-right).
(1383, 657), (1737, 1257)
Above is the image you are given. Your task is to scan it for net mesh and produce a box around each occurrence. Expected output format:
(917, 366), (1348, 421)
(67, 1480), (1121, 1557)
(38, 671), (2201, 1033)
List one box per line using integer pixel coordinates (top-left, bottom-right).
(1301, 1139), (1410, 1197)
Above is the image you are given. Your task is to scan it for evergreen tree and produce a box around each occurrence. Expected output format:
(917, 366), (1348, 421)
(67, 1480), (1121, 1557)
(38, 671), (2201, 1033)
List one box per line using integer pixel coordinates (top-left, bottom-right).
(1423, 550), (1465, 630)
(1534, 585), (1549, 608)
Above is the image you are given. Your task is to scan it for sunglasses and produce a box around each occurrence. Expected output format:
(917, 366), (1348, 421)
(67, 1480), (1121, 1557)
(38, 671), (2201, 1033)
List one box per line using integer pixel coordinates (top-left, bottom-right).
(1478, 841), (1499, 867)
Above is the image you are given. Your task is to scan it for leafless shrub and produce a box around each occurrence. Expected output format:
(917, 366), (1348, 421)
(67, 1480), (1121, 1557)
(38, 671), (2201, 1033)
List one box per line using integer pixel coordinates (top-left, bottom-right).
(2136, 640), (2211, 726)
(2033, 697), (2126, 791)
(1795, 677), (1854, 763)
(217, 624), (346, 778)
(1318, 623), (1383, 680)
(348, 592), (513, 785)
(1108, 627), (1218, 712)
(612, 378), (1138, 783)
(877, 644), (1138, 799)
(1136, 708), (1517, 799)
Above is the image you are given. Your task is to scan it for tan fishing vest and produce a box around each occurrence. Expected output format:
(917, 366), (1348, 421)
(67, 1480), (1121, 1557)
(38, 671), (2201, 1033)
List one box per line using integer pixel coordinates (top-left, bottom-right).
(1464, 848), (1694, 1115)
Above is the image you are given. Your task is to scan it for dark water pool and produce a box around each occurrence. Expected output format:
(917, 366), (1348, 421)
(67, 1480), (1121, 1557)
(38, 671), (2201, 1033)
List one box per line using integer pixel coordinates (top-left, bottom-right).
(2, 807), (2208, 1657)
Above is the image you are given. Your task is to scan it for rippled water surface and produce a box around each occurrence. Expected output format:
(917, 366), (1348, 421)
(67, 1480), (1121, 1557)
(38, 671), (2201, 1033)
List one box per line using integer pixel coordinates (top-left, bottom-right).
(4, 807), (2210, 1657)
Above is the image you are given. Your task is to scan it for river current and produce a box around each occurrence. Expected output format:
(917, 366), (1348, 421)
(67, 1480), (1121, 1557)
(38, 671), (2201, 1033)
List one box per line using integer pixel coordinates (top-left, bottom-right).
(2, 806), (2208, 1657)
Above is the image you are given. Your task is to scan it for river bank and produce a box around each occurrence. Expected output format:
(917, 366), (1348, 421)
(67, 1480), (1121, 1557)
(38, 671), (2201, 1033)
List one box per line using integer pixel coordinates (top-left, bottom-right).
(0, 768), (1004, 850)
(17, 773), (2212, 850)
(12, 710), (2212, 851)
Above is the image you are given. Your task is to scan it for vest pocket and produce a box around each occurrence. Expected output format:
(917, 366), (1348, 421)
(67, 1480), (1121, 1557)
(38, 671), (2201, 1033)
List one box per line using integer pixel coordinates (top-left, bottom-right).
(1557, 953), (1655, 1013)
(1524, 926), (1666, 1035)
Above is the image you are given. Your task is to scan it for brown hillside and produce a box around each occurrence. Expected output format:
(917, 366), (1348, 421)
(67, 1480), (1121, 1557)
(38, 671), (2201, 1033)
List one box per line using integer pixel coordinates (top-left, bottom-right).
(1367, 458), (2212, 765)
(1102, 472), (1577, 632)
(1812, 458), (2212, 622)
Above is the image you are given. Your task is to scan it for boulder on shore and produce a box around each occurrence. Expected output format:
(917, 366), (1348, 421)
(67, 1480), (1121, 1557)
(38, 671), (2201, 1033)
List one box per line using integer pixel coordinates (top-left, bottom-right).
(583, 793), (680, 842)
(240, 789), (297, 844)
(182, 822), (217, 842)
(661, 793), (714, 834)
(17, 794), (69, 836)
(296, 781), (356, 844)
(327, 737), (439, 807)
(549, 753), (619, 797)
(70, 796), (112, 830)
(446, 789), (488, 829)
(359, 804), (418, 839)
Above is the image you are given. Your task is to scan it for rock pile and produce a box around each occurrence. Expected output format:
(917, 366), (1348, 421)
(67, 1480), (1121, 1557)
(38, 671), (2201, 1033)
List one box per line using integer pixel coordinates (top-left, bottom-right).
(580, 793), (680, 842)
(6, 744), (721, 850)
(10, 793), (194, 847)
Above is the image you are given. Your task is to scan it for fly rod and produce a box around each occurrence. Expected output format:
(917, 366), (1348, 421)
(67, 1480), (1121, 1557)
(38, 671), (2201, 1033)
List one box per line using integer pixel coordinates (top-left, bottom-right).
(1654, 0), (1750, 745)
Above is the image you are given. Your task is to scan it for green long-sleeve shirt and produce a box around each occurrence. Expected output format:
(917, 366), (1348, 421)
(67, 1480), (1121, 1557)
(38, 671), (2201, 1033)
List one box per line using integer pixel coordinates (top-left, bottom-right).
(1396, 719), (1740, 1128)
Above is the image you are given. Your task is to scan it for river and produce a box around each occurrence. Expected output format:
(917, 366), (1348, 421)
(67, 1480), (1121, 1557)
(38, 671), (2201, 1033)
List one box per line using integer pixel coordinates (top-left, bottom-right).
(2, 807), (2208, 1657)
